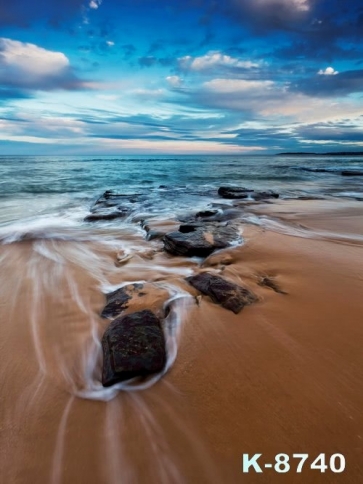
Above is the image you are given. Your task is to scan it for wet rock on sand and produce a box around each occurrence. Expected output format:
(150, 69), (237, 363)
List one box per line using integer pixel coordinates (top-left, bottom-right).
(186, 272), (257, 313)
(102, 310), (166, 387)
(218, 186), (279, 200)
(163, 222), (240, 257)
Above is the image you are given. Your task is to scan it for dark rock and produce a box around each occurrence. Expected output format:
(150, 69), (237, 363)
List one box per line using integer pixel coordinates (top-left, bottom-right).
(179, 222), (205, 233)
(85, 190), (136, 221)
(102, 310), (166, 387)
(159, 185), (167, 189)
(298, 167), (331, 173)
(252, 190), (279, 201)
(195, 209), (219, 218)
(218, 186), (253, 199)
(146, 230), (165, 241)
(218, 186), (279, 200)
(90, 201), (119, 211)
(186, 272), (257, 314)
(101, 283), (144, 318)
(163, 223), (240, 257)
(141, 221), (167, 241)
(84, 209), (129, 222)
(93, 190), (142, 209)
(341, 170), (363, 177)
(103, 190), (114, 199)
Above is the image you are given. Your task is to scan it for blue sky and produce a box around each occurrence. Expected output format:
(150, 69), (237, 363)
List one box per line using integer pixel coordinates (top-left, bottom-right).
(1, 0), (363, 154)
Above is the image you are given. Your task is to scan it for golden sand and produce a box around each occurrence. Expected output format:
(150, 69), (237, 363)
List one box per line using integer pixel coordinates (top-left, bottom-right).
(1, 199), (363, 483)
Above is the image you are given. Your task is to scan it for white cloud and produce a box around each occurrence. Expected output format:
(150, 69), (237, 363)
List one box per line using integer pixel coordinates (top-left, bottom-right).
(256, 0), (310, 12)
(98, 138), (263, 154)
(130, 88), (165, 99)
(106, 40), (115, 46)
(178, 51), (260, 72)
(318, 66), (338, 76)
(204, 78), (274, 93)
(89, 0), (102, 9)
(0, 38), (69, 78)
(0, 38), (87, 91)
(166, 75), (182, 87)
(96, 94), (119, 101)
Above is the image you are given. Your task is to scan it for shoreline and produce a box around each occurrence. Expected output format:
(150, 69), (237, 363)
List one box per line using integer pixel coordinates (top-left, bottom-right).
(1, 197), (363, 482)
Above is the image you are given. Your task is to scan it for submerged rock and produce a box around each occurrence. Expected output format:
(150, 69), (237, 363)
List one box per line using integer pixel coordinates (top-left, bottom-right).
(102, 309), (166, 387)
(218, 186), (253, 199)
(186, 272), (257, 313)
(218, 186), (279, 201)
(84, 190), (143, 222)
(341, 170), (363, 177)
(195, 209), (219, 218)
(163, 222), (240, 257)
(84, 208), (129, 222)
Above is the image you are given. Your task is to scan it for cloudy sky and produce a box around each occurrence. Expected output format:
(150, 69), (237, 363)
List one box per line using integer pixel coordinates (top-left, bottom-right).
(1, 0), (363, 154)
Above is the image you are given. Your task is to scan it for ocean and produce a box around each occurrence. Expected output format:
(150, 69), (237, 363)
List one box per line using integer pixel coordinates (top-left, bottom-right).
(1, 154), (363, 232)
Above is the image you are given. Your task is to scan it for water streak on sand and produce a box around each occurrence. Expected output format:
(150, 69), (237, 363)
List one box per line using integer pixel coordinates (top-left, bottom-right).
(243, 214), (363, 246)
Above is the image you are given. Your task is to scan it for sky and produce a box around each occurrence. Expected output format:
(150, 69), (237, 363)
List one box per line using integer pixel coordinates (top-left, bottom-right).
(1, 0), (363, 155)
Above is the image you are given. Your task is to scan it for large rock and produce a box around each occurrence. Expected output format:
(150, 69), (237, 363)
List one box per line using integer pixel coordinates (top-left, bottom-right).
(186, 272), (257, 313)
(218, 186), (279, 200)
(102, 310), (166, 387)
(163, 222), (240, 257)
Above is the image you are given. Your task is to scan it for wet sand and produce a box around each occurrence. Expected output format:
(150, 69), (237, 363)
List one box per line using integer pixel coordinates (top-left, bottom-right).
(1, 199), (363, 483)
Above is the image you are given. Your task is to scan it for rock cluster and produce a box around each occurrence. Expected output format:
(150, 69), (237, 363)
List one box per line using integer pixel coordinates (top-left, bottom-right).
(218, 186), (279, 200)
(97, 185), (280, 387)
(84, 190), (141, 222)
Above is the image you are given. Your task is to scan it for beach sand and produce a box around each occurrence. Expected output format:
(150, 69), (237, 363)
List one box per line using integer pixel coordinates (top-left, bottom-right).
(1, 199), (363, 483)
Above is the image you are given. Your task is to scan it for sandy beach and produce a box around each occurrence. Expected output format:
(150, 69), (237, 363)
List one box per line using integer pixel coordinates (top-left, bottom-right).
(1, 198), (363, 483)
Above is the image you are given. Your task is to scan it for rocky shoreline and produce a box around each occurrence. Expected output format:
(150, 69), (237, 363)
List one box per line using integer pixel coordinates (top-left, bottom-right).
(83, 186), (283, 387)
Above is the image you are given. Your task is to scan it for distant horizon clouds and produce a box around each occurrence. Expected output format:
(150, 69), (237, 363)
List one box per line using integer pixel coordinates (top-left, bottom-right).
(0, 0), (363, 154)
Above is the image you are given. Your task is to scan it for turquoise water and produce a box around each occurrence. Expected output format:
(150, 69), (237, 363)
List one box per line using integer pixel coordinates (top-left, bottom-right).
(0, 154), (362, 228)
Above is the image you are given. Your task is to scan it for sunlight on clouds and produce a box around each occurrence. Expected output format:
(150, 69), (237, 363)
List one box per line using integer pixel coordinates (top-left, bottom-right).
(98, 138), (264, 154)
(204, 78), (274, 93)
(257, 0), (310, 12)
(0, 38), (69, 77)
(179, 51), (260, 71)
(318, 67), (338, 75)
(166, 76), (182, 87)
(89, 0), (102, 9)
(246, 0), (310, 12)
(259, 94), (363, 123)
